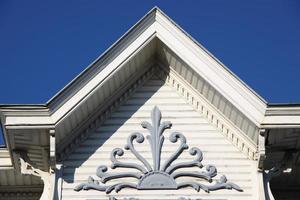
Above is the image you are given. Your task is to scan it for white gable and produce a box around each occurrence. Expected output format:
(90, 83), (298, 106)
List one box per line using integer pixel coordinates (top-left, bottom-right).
(1, 8), (266, 161)
(2, 7), (300, 200)
(61, 74), (258, 200)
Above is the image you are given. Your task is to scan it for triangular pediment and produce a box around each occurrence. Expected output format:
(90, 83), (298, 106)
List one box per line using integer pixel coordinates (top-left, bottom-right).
(62, 74), (257, 199)
(51, 7), (266, 154)
(3, 7), (300, 200)
(54, 28), (265, 159)
(0, 7), (265, 176)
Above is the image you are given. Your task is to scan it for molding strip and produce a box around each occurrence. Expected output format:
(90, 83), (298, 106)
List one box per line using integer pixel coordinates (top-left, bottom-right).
(158, 66), (258, 159)
(58, 65), (157, 161)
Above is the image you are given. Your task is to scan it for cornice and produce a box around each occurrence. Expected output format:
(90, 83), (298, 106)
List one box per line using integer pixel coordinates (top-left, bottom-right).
(0, 148), (12, 167)
(154, 10), (267, 125)
(263, 105), (300, 128)
(2, 7), (267, 127)
(5, 7), (297, 166)
(0, 106), (52, 129)
(0, 7), (270, 153)
(46, 8), (157, 114)
(155, 8), (266, 104)
(266, 105), (300, 116)
(157, 66), (258, 160)
(59, 62), (258, 162)
(58, 66), (157, 161)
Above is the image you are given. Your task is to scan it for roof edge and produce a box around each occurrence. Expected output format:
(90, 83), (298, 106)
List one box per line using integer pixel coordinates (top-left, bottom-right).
(46, 7), (158, 110)
(154, 7), (267, 105)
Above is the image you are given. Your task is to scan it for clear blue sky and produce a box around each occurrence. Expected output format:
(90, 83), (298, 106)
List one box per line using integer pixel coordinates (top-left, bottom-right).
(0, 0), (300, 145)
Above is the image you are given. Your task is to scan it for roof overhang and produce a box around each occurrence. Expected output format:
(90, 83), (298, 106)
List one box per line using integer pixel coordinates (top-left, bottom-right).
(1, 7), (299, 172)
(262, 104), (300, 128)
(258, 105), (300, 193)
(1, 7), (268, 126)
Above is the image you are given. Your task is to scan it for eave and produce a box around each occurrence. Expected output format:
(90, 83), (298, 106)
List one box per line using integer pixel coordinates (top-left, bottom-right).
(2, 7), (299, 174)
(262, 105), (300, 193)
(262, 104), (300, 128)
(1, 7), (268, 129)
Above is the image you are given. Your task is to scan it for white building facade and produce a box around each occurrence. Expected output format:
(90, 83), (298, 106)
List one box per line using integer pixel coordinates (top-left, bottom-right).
(0, 7), (299, 200)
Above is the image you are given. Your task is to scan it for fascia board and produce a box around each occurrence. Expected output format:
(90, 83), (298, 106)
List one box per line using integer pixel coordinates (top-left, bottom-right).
(50, 25), (157, 123)
(4, 118), (52, 127)
(0, 23), (157, 127)
(262, 115), (300, 128)
(0, 148), (12, 167)
(266, 104), (300, 115)
(46, 7), (158, 111)
(0, 109), (52, 127)
(49, 7), (267, 127)
(154, 11), (267, 126)
(263, 105), (300, 127)
(155, 8), (267, 105)
(0, 106), (49, 117)
(1, 7), (268, 128)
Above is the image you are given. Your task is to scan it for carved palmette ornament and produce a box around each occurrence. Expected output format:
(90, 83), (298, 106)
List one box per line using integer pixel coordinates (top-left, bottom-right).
(74, 106), (243, 194)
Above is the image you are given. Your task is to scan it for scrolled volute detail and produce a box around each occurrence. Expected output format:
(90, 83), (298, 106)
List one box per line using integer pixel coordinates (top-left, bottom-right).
(74, 106), (243, 194)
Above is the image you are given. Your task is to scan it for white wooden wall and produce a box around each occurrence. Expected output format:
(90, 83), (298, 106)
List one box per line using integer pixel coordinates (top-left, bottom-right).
(61, 75), (258, 200)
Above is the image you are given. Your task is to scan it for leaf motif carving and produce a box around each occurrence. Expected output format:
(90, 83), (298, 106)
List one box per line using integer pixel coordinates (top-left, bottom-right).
(166, 147), (203, 174)
(110, 148), (147, 173)
(125, 133), (152, 171)
(161, 132), (188, 171)
(74, 106), (243, 194)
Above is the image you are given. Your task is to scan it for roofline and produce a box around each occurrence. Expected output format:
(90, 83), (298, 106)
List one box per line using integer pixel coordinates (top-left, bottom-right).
(0, 104), (47, 109)
(0, 6), (268, 114)
(0, 6), (268, 127)
(45, 7), (159, 109)
(2, 6), (299, 122)
(155, 7), (267, 105)
(2, 7), (298, 132)
(267, 103), (300, 107)
(44, 6), (267, 112)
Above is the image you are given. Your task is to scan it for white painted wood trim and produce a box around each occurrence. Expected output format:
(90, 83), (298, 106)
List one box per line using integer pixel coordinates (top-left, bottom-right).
(50, 27), (156, 124)
(256, 171), (266, 200)
(154, 14), (266, 125)
(262, 115), (300, 128)
(0, 7), (267, 128)
(160, 67), (257, 159)
(50, 129), (56, 170)
(0, 148), (12, 167)
(257, 129), (266, 169)
(4, 116), (53, 127)
(58, 67), (157, 161)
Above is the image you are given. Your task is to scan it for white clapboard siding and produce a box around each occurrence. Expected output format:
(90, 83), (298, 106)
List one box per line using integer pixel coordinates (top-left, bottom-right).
(61, 76), (257, 200)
